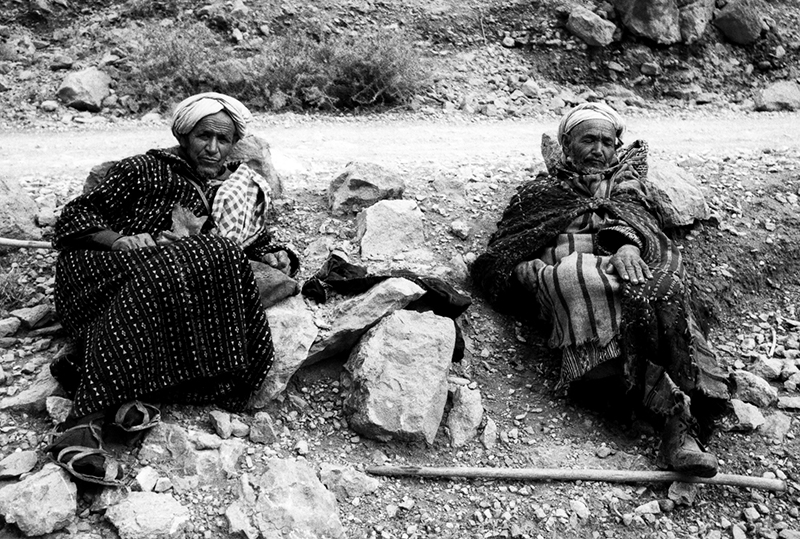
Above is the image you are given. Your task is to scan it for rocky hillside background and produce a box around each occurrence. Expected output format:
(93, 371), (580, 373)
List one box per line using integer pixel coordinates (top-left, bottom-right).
(0, 0), (799, 127)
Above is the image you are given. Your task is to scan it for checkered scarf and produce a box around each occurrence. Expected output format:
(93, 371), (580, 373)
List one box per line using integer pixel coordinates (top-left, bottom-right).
(212, 164), (272, 247)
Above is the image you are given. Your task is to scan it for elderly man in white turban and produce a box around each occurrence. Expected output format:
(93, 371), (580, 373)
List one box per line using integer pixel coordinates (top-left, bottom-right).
(472, 103), (730, 478)
(46, 93), (292, 486)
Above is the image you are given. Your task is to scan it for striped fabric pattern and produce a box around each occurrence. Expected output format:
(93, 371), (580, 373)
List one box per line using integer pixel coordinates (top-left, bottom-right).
(473, 140), (730, 427)
(53, 150), (274, 416)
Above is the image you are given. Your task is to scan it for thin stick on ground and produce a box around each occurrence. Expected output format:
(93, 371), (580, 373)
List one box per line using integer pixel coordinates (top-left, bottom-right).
(366, 465), (787, 492)
(0, 238), (53, 250)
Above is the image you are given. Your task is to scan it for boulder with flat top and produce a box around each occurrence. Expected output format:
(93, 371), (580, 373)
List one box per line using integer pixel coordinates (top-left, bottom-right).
(0, 176), (41, 241)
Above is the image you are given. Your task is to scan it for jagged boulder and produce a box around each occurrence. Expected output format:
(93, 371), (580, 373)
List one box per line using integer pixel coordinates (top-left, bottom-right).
(105, 492), (190, 539)
(0, 176), (41, 241)
(342, 310), (455, 444)
(678, 0), (715, 43)
(56, 66), (111, 112)
(0, 464), (76, 536)
(754, 81), (800, 112)
(566, 7), (617, 46)
(613, 0), (715, 43)
(226, 459), (345, 539)
(648, 159), (710, 227)
(612, 0), (682, 44)
(713, 0), (763, 45)
(328, 161), (405, 215)
(357, 199), (426, 260)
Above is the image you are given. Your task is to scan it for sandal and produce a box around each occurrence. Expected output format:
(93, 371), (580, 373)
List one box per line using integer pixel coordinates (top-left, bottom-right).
(50, 446), (124, 487)
(45, 421), (124, 487)
(113, 401), (161, 432)
(44, 420), (104, 453)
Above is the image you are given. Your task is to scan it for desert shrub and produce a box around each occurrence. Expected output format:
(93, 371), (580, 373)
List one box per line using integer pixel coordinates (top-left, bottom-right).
(120, 0), (182, 19)
(122, 25), (429, 112)
(120, 23), (229, 110)
(0, 261), (34, 313)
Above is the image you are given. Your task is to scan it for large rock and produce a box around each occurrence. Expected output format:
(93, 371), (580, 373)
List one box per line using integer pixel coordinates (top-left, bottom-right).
(328, 162), (405, 215)
(446, 386), (484, 447)
(225, 134), (284, 199)
(761, 411), (792, 442)
(342, 310), (455, 444)
(305, 277), (425, 365)
(566, 6), (617, 46)
(226, 458), (345, 539)
(612, 0), (682, 44)
(252, 295), (318, 404)
(106, 492), (190, 539)
(713, 0), (763, 45)
(319, 463), (380, 502)
(0, 366), (59, 412)
(138, 422), (199, 477)
(754, 82), (800, 112)
(10, 304), (55, 330)
(0, 450), (38, 479)
(0, 176), (41, 241)
(730, 398), (766, 431)
(0, 464), (76, 536)
(83, 160), (116, 194)
(56, 66), (112, 112)
(732, 370), (778, 408)
(647, 159), (710, 227)
(678, 0), (715, 43)
(357, 199), (425, 260)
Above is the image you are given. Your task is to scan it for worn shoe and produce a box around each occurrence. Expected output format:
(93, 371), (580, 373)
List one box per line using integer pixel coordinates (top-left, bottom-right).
(660, 413), (718, 478)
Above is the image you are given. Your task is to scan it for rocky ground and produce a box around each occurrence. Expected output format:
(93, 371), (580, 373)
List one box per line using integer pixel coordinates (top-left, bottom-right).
(1, 0), (800, 538)
(0, 114), (798, 539)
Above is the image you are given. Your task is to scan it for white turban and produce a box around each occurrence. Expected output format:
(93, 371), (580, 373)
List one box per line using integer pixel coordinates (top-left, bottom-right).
(171, 92), (252, 141)
(557, 102), (626, 143)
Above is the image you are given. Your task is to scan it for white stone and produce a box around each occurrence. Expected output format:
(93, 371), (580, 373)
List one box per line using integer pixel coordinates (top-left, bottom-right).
(305, 277), (425, 365)
(357, 199), (425, 260)
(105, 492), (189, 539)
(0, 464), (76, 536)
(343, 310), (455, 444)
(253, 294), (318, 403)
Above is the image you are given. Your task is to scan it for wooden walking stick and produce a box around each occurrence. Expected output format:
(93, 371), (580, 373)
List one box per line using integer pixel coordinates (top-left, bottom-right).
(366, 465), (787, 492)
(0, 238), (53, 250)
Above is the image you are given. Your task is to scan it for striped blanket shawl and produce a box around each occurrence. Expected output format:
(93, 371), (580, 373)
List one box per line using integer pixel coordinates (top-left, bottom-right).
(471, 153), (730, 413)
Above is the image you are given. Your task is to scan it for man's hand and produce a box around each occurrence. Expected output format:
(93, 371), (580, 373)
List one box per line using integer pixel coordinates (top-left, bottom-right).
(262, 250), (291, 275)
(605, 244), (652, 284)
(112, 233), (157, 251)
(613, 163), (640, 183)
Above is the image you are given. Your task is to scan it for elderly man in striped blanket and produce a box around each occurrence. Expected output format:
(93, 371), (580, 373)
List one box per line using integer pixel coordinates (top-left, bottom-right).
(471, 103), (730, 477)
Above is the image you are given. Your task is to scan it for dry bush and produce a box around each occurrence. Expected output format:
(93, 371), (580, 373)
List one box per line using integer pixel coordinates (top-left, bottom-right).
(122, 26), (429, 112)
(0, 261), (34, 313)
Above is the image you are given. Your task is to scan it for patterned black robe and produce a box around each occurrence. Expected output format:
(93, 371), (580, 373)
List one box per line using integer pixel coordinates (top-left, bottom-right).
(52, 149), (274, 416)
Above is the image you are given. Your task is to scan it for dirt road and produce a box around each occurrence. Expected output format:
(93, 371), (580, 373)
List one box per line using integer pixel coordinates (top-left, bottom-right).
(1, 113), (798, 183)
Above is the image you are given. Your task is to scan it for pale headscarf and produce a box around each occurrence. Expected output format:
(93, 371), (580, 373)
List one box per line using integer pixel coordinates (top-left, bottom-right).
(557, 102), (626, 145)
(171, 92), (252, 141)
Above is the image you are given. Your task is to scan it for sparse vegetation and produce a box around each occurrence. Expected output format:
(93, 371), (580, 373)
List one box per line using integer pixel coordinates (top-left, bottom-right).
(0, 257), (34, 313)
(120, 26), (430, 113)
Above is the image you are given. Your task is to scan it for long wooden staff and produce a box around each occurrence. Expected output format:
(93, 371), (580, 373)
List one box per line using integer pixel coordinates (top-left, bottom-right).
(0, 238), (53, 250)
(366, 465), (786, 492)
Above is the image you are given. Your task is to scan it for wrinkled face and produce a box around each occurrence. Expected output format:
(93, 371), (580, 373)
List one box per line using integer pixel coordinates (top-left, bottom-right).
(178, 111), (237, 179)
(562, 119), (617, 174)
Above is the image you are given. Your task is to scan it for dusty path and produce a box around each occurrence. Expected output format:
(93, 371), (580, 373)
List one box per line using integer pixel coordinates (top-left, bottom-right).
(1, 113), (798, 183)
